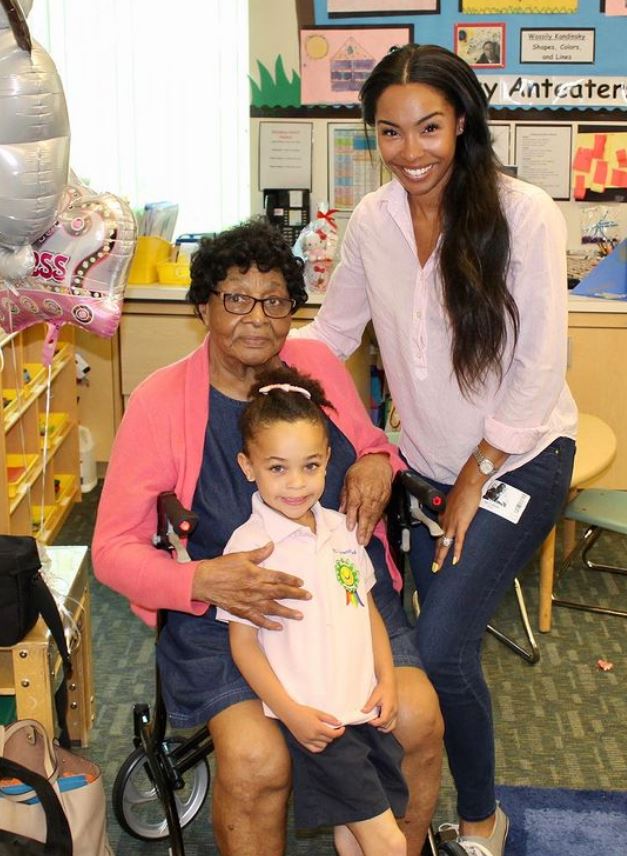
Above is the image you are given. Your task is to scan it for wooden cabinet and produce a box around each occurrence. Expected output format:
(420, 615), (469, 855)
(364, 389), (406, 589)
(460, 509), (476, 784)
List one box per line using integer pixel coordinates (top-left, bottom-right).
(567, 311), (627, 489)
(0, 325), (80, 541)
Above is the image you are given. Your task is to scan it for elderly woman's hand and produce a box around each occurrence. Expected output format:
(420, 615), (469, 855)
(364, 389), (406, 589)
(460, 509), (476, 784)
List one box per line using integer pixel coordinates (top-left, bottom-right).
(192, 543), (311, 631)
(340, 453), (394, 545)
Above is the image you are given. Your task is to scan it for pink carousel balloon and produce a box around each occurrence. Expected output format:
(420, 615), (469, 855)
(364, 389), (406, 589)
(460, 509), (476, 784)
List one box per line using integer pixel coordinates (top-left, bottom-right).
(0, 184), (137, 364)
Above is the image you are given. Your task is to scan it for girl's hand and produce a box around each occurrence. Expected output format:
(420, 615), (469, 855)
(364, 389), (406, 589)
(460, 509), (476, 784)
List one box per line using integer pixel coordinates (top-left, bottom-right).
(282, 705), (345, 753)
(361, 678), (398, 733)
(340, 453), (393, 545)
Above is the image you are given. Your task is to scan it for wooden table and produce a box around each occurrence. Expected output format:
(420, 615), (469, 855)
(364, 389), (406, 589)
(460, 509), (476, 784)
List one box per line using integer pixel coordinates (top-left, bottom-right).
(538, 414), (617, 633)
(0, 545), (94, 745)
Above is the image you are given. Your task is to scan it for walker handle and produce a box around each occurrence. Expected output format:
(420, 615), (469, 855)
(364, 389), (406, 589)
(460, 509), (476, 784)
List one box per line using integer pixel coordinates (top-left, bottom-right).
(156, 491), (199, 545)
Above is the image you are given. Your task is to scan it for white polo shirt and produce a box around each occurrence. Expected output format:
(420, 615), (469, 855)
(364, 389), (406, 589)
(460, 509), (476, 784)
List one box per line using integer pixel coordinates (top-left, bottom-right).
(216, 493), (378, 725)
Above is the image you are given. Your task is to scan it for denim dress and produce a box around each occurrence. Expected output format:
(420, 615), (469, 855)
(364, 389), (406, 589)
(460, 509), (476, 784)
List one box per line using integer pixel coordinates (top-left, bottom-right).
(157, 386), (419, 728)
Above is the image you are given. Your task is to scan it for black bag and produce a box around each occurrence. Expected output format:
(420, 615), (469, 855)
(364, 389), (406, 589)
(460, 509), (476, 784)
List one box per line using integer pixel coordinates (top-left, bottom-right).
(0, 537), (72, 748)
(0, 756), (73, 855)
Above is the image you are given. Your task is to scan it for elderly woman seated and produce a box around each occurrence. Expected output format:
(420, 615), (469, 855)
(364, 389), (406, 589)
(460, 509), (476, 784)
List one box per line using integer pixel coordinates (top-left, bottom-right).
(93, 219), (443, 856)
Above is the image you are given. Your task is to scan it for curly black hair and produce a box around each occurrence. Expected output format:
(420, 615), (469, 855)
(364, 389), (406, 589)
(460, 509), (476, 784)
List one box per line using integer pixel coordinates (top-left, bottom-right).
(239, 365), (333, 454)
(187, 218), (307, 317)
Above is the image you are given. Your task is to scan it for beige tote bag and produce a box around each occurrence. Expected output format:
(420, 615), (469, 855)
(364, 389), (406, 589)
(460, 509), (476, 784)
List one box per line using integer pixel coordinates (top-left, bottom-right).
(0, 719), (113, 856)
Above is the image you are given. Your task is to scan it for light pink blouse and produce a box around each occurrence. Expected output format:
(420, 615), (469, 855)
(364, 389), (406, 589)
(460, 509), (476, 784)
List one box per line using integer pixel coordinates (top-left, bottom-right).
(296, 174), (577, 484)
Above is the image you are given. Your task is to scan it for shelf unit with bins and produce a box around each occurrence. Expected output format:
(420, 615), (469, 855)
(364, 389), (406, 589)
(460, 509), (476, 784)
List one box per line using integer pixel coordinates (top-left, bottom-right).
(0, 324), (80, 542)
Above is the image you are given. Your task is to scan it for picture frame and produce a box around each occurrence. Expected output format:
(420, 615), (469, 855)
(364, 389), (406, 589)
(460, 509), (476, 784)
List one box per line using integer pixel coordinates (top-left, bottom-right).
(300, 25), (413, 106)
(600, 0), (627, 15)
(328, 0), (439, 15)
(454, 22), (506, 69)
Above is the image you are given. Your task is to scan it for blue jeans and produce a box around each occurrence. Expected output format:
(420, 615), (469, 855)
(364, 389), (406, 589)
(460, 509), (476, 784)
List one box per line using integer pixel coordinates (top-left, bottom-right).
(408, 437), (575, 821)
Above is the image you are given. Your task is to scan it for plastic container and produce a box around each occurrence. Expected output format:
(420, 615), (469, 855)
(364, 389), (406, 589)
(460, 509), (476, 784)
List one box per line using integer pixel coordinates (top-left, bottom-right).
(6, 452), (38, 497)
(156, 260), (191, 286)
(127, 236), (171, 284)
(79, 425), (97, 493)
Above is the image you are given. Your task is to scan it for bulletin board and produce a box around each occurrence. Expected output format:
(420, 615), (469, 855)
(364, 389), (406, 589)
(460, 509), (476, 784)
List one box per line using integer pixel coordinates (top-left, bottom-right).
(296, 0), (627, 203)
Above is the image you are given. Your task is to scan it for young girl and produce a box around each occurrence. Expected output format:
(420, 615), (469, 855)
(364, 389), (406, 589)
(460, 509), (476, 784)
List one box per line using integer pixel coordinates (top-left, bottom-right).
(216, 365), (408, 856)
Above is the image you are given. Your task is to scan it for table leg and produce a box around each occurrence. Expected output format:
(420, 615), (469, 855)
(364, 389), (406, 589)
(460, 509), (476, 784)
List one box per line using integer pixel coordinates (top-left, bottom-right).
(539, 526), (556, 633)
(12, 644), (55, 739)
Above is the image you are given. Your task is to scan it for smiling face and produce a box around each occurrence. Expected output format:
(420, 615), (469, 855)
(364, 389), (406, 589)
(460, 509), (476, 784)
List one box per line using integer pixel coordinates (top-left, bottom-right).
(199, 264), (293, 381)
(375, 82), (463, 209)
(238, 419), (330, 531)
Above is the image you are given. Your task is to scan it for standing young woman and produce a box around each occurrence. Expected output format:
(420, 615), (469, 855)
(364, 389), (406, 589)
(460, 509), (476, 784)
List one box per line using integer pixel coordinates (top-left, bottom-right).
(295, 44), (577, 856)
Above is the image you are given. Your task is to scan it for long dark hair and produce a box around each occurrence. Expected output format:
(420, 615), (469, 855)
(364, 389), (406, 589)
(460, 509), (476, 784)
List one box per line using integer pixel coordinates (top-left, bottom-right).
(360, 44), (518, 395)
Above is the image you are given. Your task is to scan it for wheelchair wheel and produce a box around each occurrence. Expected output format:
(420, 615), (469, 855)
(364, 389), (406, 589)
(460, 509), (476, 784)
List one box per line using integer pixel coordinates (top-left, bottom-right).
(112, 738), (210, 841)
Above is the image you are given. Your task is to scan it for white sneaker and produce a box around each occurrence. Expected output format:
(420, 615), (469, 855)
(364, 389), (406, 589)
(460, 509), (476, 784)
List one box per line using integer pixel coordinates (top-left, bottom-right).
(455, 804), (509, 856)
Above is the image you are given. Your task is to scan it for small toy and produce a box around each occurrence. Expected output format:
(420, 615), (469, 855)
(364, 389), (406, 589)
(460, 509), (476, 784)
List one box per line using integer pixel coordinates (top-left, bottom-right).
(293, 203), (339, 296)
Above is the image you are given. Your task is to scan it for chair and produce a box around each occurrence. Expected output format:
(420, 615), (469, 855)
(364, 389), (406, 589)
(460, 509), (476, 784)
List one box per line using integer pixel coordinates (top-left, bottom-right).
(552, 489), (627, 618)
(538, 413), (618, 632)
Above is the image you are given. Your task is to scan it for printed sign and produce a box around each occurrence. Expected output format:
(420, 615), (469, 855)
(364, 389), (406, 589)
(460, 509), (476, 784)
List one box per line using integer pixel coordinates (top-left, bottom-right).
(520, 29), (595, 64)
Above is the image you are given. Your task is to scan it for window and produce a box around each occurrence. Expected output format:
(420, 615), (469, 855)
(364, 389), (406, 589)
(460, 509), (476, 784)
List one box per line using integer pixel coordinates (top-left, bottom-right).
(29, 0), (250, 236)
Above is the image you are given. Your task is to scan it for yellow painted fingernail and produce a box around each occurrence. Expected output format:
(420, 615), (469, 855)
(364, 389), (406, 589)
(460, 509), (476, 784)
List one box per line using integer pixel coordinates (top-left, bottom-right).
(432, 562), (440, 573)
(452, 556), (458, 566)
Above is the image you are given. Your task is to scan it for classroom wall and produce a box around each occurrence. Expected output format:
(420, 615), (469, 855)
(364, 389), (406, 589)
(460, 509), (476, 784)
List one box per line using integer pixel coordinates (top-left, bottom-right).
(249, 1), (627, 248)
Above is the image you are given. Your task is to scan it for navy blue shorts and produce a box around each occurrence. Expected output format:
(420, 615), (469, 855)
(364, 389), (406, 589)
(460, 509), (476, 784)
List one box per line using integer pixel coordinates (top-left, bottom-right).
(157, 537), (422, 728)
(278, 721), (408, 829)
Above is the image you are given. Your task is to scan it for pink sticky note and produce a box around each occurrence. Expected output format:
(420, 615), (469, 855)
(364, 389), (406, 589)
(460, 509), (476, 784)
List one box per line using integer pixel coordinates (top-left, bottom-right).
(611, 169), (627, 188)
(593, 160), (608, 187)
(574, 175), (587, 200)
(573, 147), (593, 173)
(617, 148), (627, 168)
(592, 134), (606, 159)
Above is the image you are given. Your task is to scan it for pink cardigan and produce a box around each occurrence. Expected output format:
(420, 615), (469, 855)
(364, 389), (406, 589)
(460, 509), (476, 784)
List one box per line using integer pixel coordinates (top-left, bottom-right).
(92, 337), (404, 626)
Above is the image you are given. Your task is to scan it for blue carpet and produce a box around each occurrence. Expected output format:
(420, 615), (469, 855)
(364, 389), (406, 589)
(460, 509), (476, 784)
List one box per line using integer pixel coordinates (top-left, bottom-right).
(495, 786), (627, 856)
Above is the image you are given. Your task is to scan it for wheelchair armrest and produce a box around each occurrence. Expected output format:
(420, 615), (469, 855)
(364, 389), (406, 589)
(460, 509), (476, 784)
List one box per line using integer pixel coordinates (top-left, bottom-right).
(396, 470), (446, 515)
(155, 491), (199, 552)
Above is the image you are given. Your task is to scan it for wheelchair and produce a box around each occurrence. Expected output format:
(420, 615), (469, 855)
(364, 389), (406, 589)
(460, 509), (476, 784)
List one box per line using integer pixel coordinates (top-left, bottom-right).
(110, 476), (463, 855)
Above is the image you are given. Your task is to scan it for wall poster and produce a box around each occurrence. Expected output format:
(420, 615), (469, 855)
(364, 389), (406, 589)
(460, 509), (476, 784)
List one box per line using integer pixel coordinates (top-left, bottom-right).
(460, 1), (578, 11)
(300, 25), (412, 105)
(454, 22), (505, 68)
(258, 122), (313, 190)
(329, 0), (439, 13)
(514, 124), (572, 200)
(572, 124), (627, 202)
(328, 122), (382, 210)
(520, 28), (595, 64)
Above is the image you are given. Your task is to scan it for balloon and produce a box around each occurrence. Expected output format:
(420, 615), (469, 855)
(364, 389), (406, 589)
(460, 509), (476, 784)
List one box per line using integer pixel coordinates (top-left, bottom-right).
(0, 184), (137, 364)
(0, 0), (70, 278)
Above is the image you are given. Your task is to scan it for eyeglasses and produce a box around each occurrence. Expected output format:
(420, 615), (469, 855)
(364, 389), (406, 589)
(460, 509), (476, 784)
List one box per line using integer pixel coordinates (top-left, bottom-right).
(209, 290), (296, 319)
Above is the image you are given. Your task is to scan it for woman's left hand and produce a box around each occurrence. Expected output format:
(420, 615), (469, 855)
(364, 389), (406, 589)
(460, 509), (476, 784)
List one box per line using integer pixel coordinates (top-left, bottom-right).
(433, 470), (483, 571)
(340, 453), (393, 545)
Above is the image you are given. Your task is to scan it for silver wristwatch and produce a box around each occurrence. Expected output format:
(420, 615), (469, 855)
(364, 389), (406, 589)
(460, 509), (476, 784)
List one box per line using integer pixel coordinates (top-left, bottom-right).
(472, 446), (496, 476)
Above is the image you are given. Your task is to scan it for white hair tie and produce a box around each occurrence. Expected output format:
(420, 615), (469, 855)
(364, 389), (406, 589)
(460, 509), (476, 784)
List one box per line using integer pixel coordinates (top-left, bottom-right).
(259, 383), (312, 399)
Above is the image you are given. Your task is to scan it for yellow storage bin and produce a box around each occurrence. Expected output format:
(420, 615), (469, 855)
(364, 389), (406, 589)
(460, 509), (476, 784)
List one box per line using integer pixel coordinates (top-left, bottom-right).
(32, 504), (61, 538)
(54, 473), (77, 504)
(128, 236), (171, 284)
(156, 260), (191, 286)
(6, 452), (38, 497)
(39, 412), (70, 451)
(23, 362), (46, 392)
(2, 388), (18, 420)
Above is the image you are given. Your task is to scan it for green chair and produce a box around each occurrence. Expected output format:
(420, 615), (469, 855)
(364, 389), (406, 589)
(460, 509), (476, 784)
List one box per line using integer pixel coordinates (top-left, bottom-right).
(553, 489), (627, 618)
